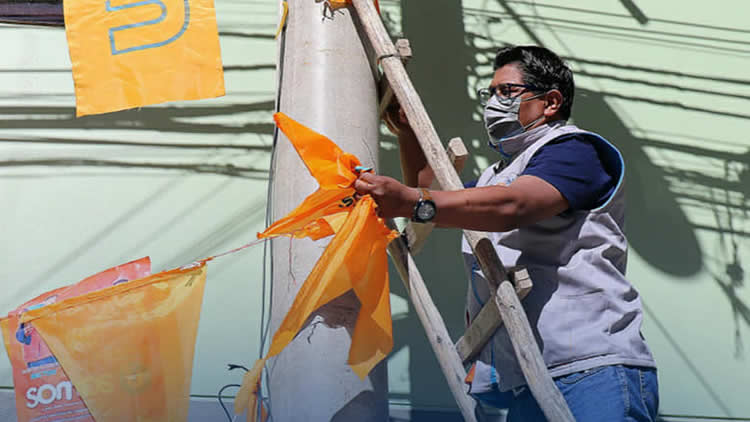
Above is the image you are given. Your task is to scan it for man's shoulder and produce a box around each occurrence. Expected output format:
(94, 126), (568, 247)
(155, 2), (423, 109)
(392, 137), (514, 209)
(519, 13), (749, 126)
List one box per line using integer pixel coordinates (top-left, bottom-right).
(525, 130), (622, 210)
(539, 129), (622, 168)
(532, 132), (600, 160)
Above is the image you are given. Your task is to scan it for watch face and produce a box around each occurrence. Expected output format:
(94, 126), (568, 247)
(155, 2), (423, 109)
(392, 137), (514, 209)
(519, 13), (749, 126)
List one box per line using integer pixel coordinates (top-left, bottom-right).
(417, 201), (436, 221)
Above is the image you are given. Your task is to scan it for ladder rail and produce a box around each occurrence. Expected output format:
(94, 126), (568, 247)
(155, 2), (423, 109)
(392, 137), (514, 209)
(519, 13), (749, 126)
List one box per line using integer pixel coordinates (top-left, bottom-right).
(350, 1), (576, 420)
(403, 137), (468, 255)
(386, 226), (485, 422)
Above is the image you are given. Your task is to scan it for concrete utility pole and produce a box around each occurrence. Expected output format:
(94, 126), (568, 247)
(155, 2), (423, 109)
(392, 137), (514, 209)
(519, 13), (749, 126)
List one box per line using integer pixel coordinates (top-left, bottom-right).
(267, 1), (386, 421)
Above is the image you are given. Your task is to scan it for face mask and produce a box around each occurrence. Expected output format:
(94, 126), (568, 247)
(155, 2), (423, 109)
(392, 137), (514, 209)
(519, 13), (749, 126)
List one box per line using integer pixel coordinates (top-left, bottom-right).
(484, 92), (546, 156)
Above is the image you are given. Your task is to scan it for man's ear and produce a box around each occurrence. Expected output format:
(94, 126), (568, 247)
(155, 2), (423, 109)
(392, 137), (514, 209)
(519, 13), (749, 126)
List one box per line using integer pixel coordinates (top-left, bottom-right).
(543, 89), (563, 117)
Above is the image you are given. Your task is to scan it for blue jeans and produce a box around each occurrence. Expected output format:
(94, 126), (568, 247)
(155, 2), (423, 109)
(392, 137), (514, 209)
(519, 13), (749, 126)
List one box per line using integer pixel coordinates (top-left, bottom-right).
(472, 365), (659, 422)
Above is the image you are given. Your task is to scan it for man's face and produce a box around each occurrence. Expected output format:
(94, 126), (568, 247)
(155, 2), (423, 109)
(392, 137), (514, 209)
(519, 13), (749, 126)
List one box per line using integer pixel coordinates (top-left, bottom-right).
(489, 63), (547, 130)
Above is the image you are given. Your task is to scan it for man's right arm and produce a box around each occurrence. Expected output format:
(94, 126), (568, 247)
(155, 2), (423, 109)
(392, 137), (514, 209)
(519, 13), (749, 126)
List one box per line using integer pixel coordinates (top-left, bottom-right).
(385, 106), (435, 188)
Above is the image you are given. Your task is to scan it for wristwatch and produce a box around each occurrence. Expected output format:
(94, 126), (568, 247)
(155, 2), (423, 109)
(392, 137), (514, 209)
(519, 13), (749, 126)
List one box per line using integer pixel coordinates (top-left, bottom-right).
(412, 188), (437, 223)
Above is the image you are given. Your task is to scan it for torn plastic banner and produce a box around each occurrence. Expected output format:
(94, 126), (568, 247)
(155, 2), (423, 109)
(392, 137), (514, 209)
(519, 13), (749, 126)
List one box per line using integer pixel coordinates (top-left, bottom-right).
(64, 0), (225, 116)
(234, 113), (398, 422)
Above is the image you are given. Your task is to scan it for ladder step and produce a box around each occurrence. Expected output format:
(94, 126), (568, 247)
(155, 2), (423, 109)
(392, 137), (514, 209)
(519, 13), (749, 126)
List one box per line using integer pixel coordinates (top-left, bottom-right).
(456, 268), (533, 362)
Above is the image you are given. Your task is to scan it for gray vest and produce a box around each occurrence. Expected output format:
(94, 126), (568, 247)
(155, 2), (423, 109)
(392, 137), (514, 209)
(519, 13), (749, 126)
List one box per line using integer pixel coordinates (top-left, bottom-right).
(462, 122), (656, 392)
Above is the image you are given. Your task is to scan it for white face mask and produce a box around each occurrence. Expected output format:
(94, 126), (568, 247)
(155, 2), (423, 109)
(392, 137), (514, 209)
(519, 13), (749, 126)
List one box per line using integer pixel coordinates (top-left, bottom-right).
(483, 92), (546, 156)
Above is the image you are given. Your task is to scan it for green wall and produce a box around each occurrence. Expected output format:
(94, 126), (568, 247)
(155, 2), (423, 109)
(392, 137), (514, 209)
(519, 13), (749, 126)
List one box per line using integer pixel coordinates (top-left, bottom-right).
(2, 0), (749, 419)
(0, 0), (278, 403)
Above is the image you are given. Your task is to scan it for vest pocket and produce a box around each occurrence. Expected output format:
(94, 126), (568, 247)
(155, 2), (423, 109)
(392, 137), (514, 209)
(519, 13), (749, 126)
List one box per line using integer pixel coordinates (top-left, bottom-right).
(542, 290), (615, 367)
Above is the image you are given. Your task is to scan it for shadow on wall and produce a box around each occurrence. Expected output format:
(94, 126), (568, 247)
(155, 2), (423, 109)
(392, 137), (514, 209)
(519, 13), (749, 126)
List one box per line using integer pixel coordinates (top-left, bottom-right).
(382, 0), (750, 416)
(492, 8), (750, 414)
(0, 100), (275, 179)
(0, 29), (279, 180)
(575, 89), (748, 416)
(0, 102), (275, 134)
(0, 26), (279, 336)
(574, 88), (703, 276)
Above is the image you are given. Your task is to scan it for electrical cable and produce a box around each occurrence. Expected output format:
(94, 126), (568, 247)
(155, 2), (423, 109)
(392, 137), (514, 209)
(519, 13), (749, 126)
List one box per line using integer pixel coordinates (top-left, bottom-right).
(217, 363), (249, 422)
(218, 383), (241, 422)
(213, 1), (289, 420)
(255, 1), (290, 421)
(227, 364), (250, 372)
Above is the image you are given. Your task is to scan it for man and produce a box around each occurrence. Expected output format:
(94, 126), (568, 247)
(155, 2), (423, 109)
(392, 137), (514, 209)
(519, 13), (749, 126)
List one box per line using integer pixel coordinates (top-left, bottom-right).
(353, 45), (658, 421)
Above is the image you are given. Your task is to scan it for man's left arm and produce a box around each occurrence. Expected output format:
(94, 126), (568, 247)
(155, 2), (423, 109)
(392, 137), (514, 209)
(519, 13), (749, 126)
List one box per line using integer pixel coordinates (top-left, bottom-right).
(353, 173), (568, 232)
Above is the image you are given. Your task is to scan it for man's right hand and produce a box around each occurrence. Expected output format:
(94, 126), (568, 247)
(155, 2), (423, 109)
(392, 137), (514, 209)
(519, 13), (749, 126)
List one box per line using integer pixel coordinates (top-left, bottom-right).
(383, 103), (413, 137)
(382, 100), (433, 188)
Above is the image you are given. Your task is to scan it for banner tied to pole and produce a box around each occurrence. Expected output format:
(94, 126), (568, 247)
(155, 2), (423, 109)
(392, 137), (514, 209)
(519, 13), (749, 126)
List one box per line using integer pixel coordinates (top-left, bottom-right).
(234, 112), (398, 422)
(64, 0), (225, 116)
(1, 258), (208, 422)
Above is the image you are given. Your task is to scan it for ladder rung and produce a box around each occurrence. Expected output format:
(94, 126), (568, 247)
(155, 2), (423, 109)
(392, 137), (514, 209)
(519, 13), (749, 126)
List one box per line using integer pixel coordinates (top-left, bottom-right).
(385, 223), (483, 422)
(456, 268), (533, 362)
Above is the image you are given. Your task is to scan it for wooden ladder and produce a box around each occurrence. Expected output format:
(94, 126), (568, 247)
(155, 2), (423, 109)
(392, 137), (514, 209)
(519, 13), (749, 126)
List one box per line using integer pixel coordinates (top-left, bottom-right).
(351, 1), (576, 421)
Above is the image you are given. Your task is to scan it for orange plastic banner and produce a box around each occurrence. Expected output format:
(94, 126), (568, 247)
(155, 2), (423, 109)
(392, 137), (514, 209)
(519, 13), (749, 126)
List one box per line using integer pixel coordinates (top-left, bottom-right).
(5, 263), (207, 422)
(259, 112), (363, 240)
(235, 113), (398, 422)
(64, 0), (225, 116)
(1, 257), (151, 422)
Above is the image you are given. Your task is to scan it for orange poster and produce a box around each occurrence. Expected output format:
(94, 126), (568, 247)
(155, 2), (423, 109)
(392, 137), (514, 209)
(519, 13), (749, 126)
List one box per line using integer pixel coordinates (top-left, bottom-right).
(1, 257), (151, 422)
(11, 263), (207, 422)
(64, 0), (225, 116)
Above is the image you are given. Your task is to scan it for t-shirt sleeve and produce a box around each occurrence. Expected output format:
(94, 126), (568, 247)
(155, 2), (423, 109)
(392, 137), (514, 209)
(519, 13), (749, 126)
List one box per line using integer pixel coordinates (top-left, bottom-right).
(521, 133), (616, 211)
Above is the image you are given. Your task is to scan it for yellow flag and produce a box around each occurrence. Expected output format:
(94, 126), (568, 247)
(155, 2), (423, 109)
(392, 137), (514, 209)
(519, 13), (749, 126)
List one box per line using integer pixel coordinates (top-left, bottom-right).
(20, 264), (207, 422)
(64, 0), (225, 116)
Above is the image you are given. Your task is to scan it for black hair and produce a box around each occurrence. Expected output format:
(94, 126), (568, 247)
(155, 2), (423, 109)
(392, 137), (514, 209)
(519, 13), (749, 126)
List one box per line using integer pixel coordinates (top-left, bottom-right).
(494, 45), (575, 120)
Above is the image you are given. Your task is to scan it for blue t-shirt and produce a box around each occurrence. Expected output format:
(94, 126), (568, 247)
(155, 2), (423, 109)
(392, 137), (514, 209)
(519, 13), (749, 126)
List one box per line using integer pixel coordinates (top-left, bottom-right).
(522, 133), (616, 211)
(464, 133), (617, 211)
